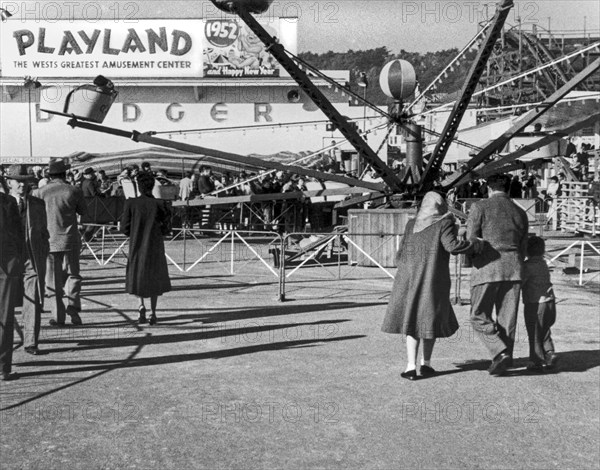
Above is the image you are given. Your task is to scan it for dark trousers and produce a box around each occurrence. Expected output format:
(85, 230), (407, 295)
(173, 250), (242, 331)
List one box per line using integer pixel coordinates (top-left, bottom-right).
(46, 247), (82, 323)
(524, 300), (556, 365)
(470, 281), (521, 358)
(22, 256), (43, 348)
(0, 274), (19, 374)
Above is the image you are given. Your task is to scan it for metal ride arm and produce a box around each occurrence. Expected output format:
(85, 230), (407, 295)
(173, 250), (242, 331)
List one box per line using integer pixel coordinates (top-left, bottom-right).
(444, 57), (600, 189)
(222, 2), (404, 193)
(477, 114), (600, 178)
(66, 119), (385, 192)
(418, 0), (514, 191)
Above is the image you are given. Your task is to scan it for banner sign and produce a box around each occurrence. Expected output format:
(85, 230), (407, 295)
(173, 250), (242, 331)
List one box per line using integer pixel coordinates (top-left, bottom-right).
(0, 18), (296, 79)
(0, 19), (204, 78)
(203, 18), (280, 78)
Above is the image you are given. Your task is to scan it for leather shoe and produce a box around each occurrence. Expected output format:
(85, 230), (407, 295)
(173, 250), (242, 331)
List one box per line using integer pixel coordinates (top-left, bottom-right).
(148, 314), (157, 326)
(420, 365), (436, 377)
(69, 312), (83, 326)
(400, 369), (418, 381)
(24, 346), (43, 356)
(526, 362), (545, 373)
(488, 352), (510, 376)
(545, 352), (558, 370)
(48, 319), (65, 327)
(138, 306), (147, 324)
(1, 372), (16, 381)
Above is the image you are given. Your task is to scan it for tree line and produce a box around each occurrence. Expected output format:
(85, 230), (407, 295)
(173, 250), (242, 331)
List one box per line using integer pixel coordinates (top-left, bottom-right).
(298, 46), (475, 105)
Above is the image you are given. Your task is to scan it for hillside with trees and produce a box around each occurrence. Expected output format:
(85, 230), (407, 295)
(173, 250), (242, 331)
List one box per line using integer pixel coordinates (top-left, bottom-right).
(299, 47), (475, 105)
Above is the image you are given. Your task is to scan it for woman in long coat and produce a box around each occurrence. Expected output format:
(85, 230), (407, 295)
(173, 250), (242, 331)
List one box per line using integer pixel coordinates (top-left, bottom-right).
(381, 192), (480, 380)
(120, 172), (171, 325)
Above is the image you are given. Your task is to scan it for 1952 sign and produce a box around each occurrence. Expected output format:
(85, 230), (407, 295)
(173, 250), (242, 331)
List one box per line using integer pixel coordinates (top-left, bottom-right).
(205, 19), (239, 48)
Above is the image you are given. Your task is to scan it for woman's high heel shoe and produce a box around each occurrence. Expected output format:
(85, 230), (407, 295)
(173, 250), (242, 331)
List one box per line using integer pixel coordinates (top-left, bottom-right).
(138, 306), (147, 324)
(148, 313), (157, 326)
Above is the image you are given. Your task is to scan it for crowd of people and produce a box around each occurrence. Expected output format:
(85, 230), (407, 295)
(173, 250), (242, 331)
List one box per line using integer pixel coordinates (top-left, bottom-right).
(0, 161), (171, 381)
(0, 156), (580, 382)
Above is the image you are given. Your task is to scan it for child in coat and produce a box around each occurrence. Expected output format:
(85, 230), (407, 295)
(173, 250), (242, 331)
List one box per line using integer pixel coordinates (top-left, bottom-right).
(522, 236), (558, 372)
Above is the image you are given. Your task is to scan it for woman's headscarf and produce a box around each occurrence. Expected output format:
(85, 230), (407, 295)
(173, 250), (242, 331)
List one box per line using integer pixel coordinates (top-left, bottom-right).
(413, 191), (451, 233)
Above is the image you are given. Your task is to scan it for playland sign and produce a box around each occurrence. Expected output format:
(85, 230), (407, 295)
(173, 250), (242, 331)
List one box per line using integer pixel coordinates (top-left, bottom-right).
(0, 18), (292, 79)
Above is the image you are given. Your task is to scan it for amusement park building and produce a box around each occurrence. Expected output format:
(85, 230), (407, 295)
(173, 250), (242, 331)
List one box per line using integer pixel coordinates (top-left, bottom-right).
(0, 16), (389, 173)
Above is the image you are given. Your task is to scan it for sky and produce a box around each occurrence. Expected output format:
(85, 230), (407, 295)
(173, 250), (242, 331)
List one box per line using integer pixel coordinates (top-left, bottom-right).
(2, 1), (598, 53)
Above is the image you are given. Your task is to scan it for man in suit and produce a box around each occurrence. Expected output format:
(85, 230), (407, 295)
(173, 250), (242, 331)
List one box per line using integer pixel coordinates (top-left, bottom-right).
(33, 159), (87, 326)
(467, 173), (529, 376)
(0, 178), (24, 380)
(5, 165), (50, 355)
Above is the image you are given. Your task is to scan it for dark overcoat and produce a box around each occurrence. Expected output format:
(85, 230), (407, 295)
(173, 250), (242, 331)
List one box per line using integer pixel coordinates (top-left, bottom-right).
(0, 193), (23, 375)
(381, 216), (471, 338)
(120, 195), (171, 297)
(22, 195), (50, 302)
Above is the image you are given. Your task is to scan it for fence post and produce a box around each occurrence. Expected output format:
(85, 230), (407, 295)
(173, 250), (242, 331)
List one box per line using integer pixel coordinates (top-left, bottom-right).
(337, 234), (342, 280)
(278, 234), (286, 302)
(183, 227), (187, 272)
(101, 225), (105, 265)
(230, 230), (235, 275)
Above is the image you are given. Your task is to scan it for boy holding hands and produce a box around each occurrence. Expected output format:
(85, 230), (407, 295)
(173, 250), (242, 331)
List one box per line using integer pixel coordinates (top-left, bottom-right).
(522, 236), (558, 372)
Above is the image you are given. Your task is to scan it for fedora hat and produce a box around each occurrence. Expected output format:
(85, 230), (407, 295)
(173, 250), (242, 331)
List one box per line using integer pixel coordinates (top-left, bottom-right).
(4, 164), (35, 181)
(48, 159), (68, 175)
(83, 167), (95, 175)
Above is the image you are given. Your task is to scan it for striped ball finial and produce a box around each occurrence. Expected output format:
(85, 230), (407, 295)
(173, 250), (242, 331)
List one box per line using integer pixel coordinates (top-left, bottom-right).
(379, 60), (417, 101)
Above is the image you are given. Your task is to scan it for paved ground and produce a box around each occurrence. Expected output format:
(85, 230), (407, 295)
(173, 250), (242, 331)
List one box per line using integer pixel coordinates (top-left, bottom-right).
(1, 237), (599, 470)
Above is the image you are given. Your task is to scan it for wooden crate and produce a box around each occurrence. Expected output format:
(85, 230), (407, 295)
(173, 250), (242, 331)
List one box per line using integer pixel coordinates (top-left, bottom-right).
(347, 209), (415, 267)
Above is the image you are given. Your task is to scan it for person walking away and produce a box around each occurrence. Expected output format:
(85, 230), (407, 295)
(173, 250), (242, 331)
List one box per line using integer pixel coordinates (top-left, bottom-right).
(382, 192), (482, 380)
(120, 172), (171, 325)
(33, 159), (86, 326)
(522, 236), (558, 372)
(467, 173), (529, 376)
(5, 166), (49, 355)
(0, 178), (24, 380)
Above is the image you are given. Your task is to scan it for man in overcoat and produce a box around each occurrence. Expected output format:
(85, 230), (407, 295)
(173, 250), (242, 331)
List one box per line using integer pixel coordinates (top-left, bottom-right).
(5, 165), (50, 354)
(467, 173), (529, 375)
(33, 160), (87, 326)
(0, 179), (24, 380)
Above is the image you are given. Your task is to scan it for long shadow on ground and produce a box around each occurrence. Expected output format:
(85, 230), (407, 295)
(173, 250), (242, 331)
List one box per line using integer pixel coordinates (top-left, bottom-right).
(41, 320), (349, 353)
(16, 335), (366, 378)
(70, 301), (387, 328)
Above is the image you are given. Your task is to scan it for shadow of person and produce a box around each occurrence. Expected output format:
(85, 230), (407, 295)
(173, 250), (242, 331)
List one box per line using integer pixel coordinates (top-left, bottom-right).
(505, 349), (600, 375)
(451, 359), (491, 372)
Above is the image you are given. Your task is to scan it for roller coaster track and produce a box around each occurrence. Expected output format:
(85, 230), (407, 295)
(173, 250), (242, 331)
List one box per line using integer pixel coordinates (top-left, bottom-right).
(498, 29), (588, 99)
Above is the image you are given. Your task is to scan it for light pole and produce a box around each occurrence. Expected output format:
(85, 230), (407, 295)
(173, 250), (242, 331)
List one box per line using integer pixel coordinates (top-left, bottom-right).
(357, 72), (369, 136)
(24, 77), (42, 158)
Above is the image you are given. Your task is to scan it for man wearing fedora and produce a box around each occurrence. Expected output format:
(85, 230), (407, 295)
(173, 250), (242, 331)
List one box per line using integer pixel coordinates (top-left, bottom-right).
(0, 177), (24, 380)
(5, 165), (50, 354)
(33, 159), (87, 326)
